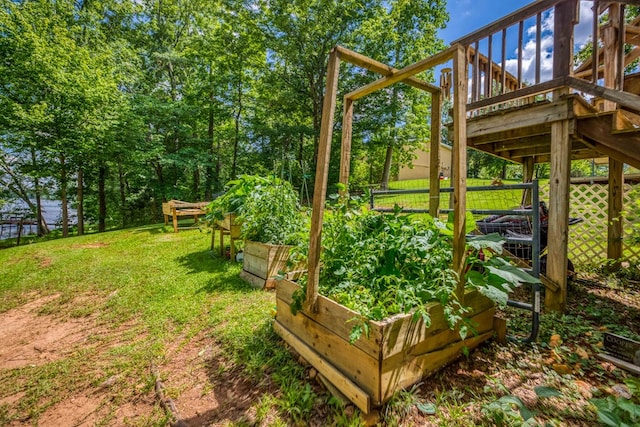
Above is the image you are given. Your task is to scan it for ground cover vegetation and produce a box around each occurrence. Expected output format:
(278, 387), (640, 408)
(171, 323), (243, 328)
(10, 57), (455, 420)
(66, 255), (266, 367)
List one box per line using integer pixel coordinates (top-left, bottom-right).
(0, 224), (638, 426)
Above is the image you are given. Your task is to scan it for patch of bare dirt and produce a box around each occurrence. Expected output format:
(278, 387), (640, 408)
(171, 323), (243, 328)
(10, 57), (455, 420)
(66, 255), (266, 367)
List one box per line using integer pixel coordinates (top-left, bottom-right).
(0, 294), (95, 369)
(71, 242), (109, 249)
(159, 332), (270, 427)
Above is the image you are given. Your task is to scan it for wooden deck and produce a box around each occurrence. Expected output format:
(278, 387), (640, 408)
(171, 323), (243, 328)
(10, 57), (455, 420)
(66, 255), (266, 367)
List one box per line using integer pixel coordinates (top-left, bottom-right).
(466, 94), (640, 169)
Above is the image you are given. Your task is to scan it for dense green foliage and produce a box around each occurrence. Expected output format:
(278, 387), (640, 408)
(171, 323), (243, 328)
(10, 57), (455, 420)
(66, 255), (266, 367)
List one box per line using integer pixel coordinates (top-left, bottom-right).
(0, 0), (449, 234)
(207, 175), (308, 245)
(292, 196), (540, 341)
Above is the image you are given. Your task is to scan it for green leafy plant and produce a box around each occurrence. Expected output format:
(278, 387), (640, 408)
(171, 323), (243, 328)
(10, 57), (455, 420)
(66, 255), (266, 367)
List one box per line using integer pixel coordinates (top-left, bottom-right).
(591, 378), (640, 427)
(291, 193), (540, 341)
(207, 175), (308, 245)
(481, 386), (561, 426)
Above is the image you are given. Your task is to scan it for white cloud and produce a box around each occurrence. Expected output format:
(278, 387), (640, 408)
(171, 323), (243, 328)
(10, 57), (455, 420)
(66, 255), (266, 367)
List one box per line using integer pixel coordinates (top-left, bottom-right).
(503, 1), (594, 84)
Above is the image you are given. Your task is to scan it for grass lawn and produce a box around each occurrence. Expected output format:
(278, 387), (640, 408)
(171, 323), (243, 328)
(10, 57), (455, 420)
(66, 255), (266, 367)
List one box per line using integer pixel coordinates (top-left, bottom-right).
(0, 222), (639, 426)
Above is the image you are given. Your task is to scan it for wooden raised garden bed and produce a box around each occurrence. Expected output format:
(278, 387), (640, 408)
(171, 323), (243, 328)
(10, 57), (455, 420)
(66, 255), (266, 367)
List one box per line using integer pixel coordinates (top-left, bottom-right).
(240, 241), (301, 289)
(274, 278), (496, 413)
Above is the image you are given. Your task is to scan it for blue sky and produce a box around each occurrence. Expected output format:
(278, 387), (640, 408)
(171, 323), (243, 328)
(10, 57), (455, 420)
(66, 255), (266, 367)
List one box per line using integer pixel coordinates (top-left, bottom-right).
(439, 0), (532, 44)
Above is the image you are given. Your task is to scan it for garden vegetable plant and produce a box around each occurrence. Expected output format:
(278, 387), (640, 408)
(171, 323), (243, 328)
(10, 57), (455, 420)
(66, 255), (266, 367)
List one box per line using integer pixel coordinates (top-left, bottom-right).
(291, 194), (540, 341)
(206, 174), (308, 245)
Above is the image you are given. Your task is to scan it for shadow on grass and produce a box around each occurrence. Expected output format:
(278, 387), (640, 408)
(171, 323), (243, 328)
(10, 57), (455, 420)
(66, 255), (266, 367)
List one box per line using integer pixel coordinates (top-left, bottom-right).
(570, 282), (640, 339)
(131, 223), (170, 235)
(175, 249), (257, 294)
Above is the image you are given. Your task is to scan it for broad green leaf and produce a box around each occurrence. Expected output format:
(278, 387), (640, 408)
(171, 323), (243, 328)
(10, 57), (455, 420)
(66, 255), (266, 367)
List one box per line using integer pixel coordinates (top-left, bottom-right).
(478, 285), (509, 307)
(534, 386), (561, 398)
(416, 401), (437, 415)
(597, 409), (623, 427)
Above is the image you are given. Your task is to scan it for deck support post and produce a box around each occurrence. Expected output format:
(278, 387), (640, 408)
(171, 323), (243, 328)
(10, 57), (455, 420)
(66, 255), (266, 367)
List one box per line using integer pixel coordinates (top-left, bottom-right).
(603, 4), (624, 266)
(545, 0), (576, 312)
(546, 119), (571, 312)
(608, 158), (624, 265)
(452, 44), (468, 302)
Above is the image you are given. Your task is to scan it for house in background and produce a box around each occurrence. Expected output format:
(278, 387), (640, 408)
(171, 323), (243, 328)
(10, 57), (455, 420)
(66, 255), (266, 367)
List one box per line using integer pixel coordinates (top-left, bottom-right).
(396, 143), (452, 181)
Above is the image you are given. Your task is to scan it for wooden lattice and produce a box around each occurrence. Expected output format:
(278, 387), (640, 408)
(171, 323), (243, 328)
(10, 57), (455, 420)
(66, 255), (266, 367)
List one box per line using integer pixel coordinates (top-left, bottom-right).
(540, 182), (640, 266)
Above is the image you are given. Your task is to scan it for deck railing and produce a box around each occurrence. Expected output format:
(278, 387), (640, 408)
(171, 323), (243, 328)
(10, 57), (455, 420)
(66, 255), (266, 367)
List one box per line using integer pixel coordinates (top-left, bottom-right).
(444, 0), (640, 115)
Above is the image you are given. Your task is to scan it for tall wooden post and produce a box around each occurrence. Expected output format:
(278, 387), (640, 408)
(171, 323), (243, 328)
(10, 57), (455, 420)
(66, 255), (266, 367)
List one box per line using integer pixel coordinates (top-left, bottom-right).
(452, 45), (468, 301)
(429, 91), (442, 217)
(545, 0), (576, 312)
(522, 157), (535, 206)
(603, 4), (624, 264)
(608, 158), (623, 263)
(306, 49), (341, 312)
(546, 120), (571, 312)
(339, 97), (354, 191)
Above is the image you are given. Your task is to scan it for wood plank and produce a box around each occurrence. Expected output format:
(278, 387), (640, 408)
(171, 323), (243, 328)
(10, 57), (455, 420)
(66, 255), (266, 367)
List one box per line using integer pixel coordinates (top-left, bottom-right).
(429, 91), (442, 216)
(452, 44), (467, 300)
(567, 77), (640, 113)
(273, 321), (372, 413)
(345, 47), (456, 101)
(392, 307), (495, 359)
(239, 270), (265, 289)
(545, 118), (571, 312)
(467, 78), (564, 112)
(276, 279), (383, 359)
(339, 97), (354, 192)
(603, 4), (622, 111)
(575, 115), (640, 169)
(379, 331), (493, 403)
(608, 158), (624, 261)
(334, 46), (439, 93)
(275, 297), (380, 401)
(467, 98), (571, 138)
(307, 48), (340, 312)
(379, 291), (494, 358)
(468, 123), (551, 145)
(597, 353), (640, 376)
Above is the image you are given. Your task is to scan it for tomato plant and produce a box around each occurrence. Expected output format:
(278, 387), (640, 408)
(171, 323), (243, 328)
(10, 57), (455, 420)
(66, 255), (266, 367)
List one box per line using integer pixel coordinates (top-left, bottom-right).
(291, 194), (540, 341)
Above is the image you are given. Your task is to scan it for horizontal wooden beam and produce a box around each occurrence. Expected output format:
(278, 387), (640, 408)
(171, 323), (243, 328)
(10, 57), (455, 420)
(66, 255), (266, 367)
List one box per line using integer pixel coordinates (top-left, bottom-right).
(345, 46), (456, 101)
(567, 76), (640, 112)
(334, 46), (439, 93)
(576, 115), (640, 169)
(467, 78), (566, 111)
(467, 123), (551, 145)
(467, 98), (573, 138)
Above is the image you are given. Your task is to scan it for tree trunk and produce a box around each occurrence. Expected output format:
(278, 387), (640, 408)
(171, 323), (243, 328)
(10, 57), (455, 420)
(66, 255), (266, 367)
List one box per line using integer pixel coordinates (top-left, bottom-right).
(30, 148), (49, 236)
(380, 145), (394, 190)
(77, 168), (84, 235)
(59, 153), (69, 237)
(98, 163), (107, 232)
(231, 78), (243, 180)
(118, 159), (127, 227)
(206, 64), (216, 199)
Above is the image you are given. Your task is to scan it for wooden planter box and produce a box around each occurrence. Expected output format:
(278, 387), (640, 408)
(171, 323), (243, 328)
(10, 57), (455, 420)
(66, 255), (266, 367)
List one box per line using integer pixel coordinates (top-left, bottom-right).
(240, 241), (299, 289)
(274, 278), (496, 413)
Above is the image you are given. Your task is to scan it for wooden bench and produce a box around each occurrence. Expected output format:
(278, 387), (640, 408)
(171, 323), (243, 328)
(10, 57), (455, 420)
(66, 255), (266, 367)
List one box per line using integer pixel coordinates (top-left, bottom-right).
(162, 200), (208, 233)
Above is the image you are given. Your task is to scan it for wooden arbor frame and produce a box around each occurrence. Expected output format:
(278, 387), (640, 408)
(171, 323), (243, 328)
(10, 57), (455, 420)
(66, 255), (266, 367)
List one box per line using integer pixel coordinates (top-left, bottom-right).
(303, 45), (469, 312)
